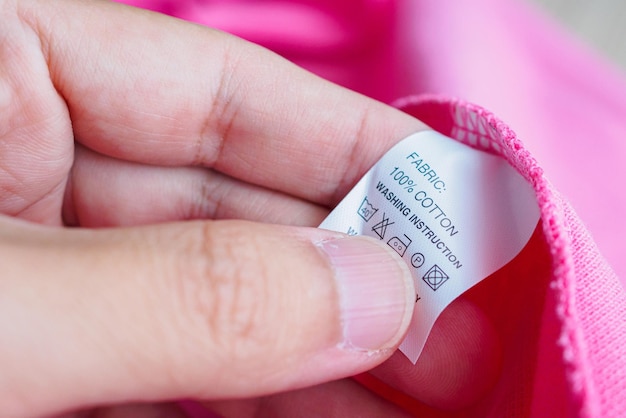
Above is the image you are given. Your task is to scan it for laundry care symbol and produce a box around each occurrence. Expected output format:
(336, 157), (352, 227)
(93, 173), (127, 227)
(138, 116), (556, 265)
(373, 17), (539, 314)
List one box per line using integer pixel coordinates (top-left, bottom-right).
(422, 265), (449, 291)
(411, 252), (426, 268)
(372, 213), (394, 239)
(387, 234), (412, 257)
(357, 197), (378, 222)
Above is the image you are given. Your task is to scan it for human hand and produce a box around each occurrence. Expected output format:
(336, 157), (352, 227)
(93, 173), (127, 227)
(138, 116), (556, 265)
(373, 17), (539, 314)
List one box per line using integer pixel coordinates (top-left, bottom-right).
(0, 0), (500, 416)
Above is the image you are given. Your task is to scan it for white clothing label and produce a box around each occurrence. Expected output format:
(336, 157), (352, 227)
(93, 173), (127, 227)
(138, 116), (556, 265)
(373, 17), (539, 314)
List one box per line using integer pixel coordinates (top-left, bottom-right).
(319, 130), (539, 363)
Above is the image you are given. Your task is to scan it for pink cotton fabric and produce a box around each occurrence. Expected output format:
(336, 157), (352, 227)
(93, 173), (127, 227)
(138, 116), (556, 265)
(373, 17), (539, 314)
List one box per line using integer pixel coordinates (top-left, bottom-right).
(394, 97), (626, 417)
(115, 1), (626, 416)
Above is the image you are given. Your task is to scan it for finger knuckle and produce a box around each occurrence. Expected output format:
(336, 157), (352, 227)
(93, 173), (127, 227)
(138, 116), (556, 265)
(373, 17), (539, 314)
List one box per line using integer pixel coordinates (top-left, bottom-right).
(175, 222), (275, 358)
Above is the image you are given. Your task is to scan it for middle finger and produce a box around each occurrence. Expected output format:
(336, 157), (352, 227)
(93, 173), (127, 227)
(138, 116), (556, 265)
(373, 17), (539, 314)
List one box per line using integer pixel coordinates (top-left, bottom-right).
(64, 146), (328, 227)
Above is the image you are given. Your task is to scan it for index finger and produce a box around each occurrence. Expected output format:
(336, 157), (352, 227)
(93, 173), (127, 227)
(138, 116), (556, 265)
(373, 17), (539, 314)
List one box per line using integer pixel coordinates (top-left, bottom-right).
(22, 0), (426, 205)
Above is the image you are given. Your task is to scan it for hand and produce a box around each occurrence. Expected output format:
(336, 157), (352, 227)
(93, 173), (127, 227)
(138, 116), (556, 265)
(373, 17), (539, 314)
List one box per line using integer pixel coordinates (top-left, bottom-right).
(0, 0), (500, 416)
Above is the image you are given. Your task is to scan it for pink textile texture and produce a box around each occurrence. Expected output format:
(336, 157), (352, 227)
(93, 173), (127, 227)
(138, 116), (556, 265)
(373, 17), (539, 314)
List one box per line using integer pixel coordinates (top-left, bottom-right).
(115, 1), (626, 416)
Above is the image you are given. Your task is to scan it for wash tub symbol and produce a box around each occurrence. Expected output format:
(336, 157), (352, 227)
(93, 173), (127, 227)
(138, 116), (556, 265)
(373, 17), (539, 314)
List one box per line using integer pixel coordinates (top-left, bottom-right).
(357, 197), (378, 222)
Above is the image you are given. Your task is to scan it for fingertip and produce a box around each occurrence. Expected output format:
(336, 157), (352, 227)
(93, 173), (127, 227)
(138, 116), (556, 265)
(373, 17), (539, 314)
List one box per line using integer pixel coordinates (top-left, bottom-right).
(318, 235), (415, 353)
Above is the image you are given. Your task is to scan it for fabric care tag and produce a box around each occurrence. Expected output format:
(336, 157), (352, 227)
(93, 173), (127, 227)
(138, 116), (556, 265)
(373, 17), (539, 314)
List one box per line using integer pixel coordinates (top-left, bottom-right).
(319, 130), (540, 363)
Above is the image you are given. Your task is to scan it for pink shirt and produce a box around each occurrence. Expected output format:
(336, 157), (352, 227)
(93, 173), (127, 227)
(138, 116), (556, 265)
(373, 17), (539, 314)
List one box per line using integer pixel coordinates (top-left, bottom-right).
(116, 1), (626, 416)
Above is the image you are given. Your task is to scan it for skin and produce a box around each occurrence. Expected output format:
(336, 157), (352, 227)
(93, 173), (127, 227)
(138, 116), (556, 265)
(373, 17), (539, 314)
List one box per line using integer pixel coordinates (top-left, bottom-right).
(0, 0), (501, 416)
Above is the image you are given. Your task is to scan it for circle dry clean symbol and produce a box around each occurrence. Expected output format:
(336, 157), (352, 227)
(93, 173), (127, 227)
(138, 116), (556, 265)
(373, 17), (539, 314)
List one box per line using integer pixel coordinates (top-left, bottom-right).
(422, 265), (449, 291)
(411, 252), (426, 268)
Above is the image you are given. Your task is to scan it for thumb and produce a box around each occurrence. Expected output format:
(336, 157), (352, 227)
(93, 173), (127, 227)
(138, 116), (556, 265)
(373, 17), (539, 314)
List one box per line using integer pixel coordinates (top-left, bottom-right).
(0, 219), (414, 416)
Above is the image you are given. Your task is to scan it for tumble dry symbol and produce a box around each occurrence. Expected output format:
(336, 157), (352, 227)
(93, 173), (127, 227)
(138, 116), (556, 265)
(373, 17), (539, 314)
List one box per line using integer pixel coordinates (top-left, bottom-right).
(357, 197), (378, 222)
(422, 265), (449, 291)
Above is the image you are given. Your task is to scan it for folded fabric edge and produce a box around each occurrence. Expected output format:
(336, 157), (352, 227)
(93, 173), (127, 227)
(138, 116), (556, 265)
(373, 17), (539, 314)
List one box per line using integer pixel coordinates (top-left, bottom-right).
(393, 94), (600, 417)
